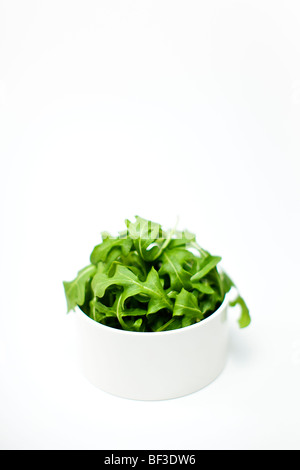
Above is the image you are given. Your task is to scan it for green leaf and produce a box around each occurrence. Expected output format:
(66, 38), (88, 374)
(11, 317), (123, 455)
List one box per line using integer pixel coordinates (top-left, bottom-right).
(92, 264), (173, 316)
(90, 293), (146, 330)
(220, 270), (235, 294)
(118, 251), (148, 280)
(156, 317), (183, 332)
(230, 295), (251, 328)
(199, 293), (222, 316)
(190, 255), (222, 282)
(90, 236), (132, 265)
(63, 264), (97, 312)
(89, 297), (117, 323)
(125, 215), (172, 261)
(63, 216), (251, 332)
(173, 288), (204, 327)
(113, 293), (147, 331)
(167, 230), (196, 250)
(158, 248), (196, 292)
(192, 281), (215, 294)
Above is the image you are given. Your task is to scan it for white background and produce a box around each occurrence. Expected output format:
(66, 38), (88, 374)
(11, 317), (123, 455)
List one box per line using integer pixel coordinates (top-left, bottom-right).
(0, 0), (300, 450)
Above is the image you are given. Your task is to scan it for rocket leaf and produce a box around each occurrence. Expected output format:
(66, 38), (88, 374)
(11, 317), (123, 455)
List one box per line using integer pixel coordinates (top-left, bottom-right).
(63, 264), (97, 312)
(125, 215), (172, 261)
(158, 248), (196, 291)
(63, 216), (251, 331)
(90, 235), (132, 265)
(190, 255), (222, 282)
(229, 295), (251, 328)
(92, 264), (173, 319)
(173, 289), (204, 327)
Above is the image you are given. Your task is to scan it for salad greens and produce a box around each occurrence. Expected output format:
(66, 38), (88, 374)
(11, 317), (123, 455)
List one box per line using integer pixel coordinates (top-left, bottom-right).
(63, 216), (251, 332)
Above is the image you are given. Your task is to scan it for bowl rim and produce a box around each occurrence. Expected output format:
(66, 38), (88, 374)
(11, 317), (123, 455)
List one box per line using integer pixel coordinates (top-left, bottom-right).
(75, 290), (231, 337)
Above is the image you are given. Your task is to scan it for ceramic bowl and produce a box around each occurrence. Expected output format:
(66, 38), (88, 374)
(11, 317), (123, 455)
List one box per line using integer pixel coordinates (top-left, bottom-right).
(74, 289), (233, 400)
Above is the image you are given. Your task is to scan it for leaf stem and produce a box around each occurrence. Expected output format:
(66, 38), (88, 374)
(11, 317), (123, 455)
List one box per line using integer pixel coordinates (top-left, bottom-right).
(156, 317), (176, 332)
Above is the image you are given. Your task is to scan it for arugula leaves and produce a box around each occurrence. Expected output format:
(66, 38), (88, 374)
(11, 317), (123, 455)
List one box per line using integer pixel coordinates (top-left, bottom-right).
(90, 234), (132, 264)
(63, 265), (96, 312)
(173, 289), (204, 327)
(63, 216), (251, 332)
(158, 248), (196, 291)
(229, 296), (251, 328)
(92, 265), (173, 315)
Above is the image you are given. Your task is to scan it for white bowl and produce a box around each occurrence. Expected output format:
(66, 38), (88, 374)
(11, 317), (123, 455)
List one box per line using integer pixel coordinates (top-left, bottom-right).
(74, 291), (231, 401)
